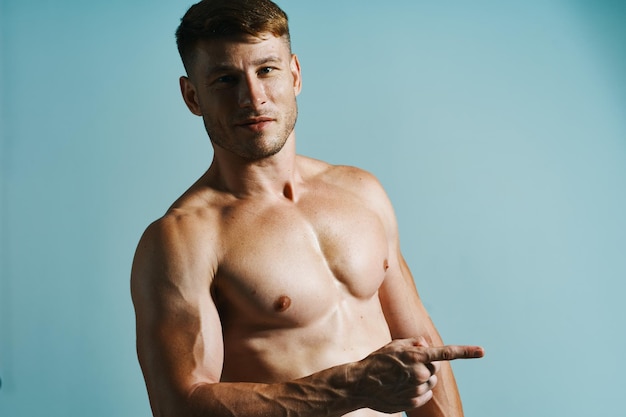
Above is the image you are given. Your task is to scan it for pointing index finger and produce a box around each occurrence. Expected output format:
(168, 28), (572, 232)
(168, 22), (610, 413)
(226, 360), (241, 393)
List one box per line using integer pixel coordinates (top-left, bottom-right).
(423, 345), (485, 362)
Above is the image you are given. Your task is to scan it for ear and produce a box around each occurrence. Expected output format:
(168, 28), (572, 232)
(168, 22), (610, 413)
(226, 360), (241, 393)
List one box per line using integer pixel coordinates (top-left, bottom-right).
(290, 54), (302, 96)
(179, 76), (202, 116)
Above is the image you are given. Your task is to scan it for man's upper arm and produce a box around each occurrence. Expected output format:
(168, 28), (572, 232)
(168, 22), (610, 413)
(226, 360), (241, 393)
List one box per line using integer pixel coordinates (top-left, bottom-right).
(357, 172), (442, 343)
(379, 250), (443, 344)
(365, 173), (465, 416)
(131, 215), (223, 415)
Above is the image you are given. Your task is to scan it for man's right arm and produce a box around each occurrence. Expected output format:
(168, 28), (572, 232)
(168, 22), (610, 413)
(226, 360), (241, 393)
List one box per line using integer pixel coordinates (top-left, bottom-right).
(131, 215), (483, 417)
(131, 215), (359, 416)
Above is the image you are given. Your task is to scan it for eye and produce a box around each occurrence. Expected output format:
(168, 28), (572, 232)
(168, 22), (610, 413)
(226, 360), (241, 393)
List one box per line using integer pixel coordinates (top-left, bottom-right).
(258, 67), (275, 76)
(216, 75), (236, 84)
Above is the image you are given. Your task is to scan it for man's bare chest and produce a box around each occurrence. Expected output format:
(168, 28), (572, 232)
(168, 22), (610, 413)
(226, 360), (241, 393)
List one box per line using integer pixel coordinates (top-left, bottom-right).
(212, 191), (389, 328)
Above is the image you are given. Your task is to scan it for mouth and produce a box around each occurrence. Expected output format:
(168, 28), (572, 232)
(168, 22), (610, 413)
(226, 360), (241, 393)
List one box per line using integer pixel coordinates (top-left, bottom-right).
(236, 117), (275, 132)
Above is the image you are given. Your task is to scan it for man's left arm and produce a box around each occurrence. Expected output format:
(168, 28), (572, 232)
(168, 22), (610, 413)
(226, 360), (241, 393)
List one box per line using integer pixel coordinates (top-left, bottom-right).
(366, 175), (465, 417)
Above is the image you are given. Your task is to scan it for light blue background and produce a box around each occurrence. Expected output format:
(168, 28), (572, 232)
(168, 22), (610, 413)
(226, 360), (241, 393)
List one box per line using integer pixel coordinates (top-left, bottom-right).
(1, 1), (625, 416)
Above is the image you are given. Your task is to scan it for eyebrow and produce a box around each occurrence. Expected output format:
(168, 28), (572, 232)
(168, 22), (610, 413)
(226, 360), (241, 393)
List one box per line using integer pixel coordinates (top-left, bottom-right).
(205, 55), (283, 76)
(251, 55), (282, 66)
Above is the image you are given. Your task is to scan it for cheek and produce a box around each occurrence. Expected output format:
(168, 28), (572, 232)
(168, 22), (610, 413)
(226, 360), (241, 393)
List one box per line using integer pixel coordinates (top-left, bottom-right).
(269, 78), (297, 103)
(202, 87), (235, 108)
(201, 95), (233, 123)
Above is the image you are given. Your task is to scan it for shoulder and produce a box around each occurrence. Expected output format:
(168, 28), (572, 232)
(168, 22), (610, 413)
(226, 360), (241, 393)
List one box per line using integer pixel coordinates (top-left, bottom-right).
(332, 165), (384, 194)
(137, 210), (208, 260)
(144, 180), (229, 259)
(131, 200), (221, 293)
(299, 155), (386, 199)
(300, 156), (397, 226)
(324, 163), (392, 213)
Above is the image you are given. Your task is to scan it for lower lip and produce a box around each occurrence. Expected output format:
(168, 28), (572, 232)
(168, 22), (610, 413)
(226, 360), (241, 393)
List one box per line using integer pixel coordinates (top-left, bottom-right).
(239, 120), (273, 132)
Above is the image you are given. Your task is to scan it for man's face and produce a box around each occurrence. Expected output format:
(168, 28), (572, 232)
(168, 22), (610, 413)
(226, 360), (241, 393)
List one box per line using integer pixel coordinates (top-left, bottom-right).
(181, 34), (301, 161)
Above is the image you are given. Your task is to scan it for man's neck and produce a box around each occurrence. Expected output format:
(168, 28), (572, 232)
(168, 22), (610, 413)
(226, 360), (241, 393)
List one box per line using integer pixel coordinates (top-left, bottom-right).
(206, 135), (302, 201)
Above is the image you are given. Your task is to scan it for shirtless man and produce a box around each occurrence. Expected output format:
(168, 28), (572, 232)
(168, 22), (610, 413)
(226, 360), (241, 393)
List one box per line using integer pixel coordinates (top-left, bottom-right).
(131, 1), (484, 416)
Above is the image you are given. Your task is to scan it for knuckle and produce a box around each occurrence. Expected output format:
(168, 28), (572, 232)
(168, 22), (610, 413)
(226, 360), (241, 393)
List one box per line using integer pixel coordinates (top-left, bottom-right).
(410, 390), (433, 409)
(433, 361), (441, 373)
(415, 367), (431, 383)
(429, 374), (438, 389)
(440, 348), (453, 361)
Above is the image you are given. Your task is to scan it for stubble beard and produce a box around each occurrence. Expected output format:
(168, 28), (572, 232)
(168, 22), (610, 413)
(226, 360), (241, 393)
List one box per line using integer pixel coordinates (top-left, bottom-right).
(207, 102), (298, 162)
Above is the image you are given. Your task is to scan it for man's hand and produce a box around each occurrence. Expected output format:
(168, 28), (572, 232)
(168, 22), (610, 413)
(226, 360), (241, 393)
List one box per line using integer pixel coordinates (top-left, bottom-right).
(349, 338), (484, 414)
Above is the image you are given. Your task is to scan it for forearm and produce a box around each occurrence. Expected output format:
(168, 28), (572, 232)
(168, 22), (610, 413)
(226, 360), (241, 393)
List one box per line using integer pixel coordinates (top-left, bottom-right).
(406, 362), (463, 417)
(182, 364), (359, 417)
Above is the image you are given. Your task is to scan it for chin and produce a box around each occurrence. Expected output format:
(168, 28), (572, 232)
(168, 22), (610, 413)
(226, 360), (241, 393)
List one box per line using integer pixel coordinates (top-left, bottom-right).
(241, 136), (289, 160)
(242, 144), (285, 161)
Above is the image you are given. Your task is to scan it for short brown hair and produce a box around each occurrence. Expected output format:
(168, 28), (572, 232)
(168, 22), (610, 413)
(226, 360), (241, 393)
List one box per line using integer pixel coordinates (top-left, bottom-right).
(175, 0), (290, 73)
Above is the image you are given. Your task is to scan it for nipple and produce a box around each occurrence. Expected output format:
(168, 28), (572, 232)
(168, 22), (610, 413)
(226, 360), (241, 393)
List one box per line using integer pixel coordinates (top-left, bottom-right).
(383, 259), (389, 272)
(274, 295), (292, 312)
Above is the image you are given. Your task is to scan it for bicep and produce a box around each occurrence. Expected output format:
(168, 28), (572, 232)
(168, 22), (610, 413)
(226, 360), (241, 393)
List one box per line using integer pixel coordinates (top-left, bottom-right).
(368, 180), (463, 415)
(131, 221), (223, 413)
(351, 168), (444, 344)
(379, 252), (443, 345)
(370, 186), (443, 345)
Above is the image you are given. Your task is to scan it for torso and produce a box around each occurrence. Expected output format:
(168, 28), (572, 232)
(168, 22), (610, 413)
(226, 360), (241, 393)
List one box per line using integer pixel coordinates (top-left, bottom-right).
(170, 156), (398, 417)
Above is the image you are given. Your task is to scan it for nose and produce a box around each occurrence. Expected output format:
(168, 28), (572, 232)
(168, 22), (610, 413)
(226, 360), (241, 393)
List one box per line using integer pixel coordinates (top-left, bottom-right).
(238, 75), (267, 108)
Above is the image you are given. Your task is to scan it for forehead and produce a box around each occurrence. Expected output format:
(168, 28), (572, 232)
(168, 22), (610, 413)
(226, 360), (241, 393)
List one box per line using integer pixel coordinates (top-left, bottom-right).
(192, 33), (291, 72)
